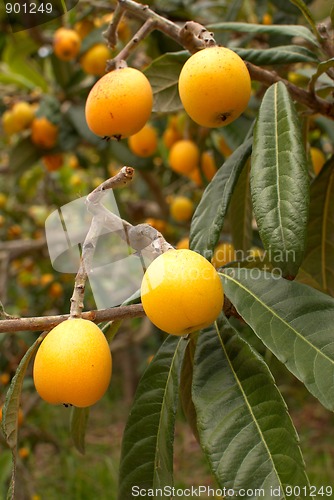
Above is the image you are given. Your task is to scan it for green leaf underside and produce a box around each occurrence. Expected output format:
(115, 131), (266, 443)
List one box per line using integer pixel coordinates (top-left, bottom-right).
(190, 138), (253, 260)
(1, 335), (42, 500)
(234, 45), (318, 65)
(144, 52), (188, 113)
(70, 407), (90, 455)
(2, 336), (41, 448)
(297, 158), (334, 296)
(229, 160), (253, 253)
(250, 82), (309, 276)
(289, 0), (318, 37)
(221, 268), (334, 411)
(309, 58), (334, 94)
(9, 137), (43, 172)
(192, 317), (309, 499)
(209, 22), (318, 47)
(179, 335), (200, 442)
(118, 335), (188, 500)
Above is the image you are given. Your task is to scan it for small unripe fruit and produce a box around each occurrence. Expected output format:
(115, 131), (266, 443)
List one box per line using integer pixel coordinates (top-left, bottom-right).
(80, 44), (111, 76)
(168, 140), (199, 175)
(31, 117), (58, 149)
(170, 196), (194, 223)
(310, 147), (326, 175)
(128, 123), (158, 157)
(53, 28), (81, 61)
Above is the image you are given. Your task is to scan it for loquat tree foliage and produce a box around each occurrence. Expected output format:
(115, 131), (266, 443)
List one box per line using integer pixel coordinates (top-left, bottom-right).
(1, 0), (334, 498)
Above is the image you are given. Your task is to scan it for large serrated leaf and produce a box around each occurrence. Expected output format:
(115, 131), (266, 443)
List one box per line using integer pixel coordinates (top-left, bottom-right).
(297, 158), (334, 296)
(229, 160), (253, 253)
(118, 335), (188, 500)
(209, 22), (318, 47)
(221, 268), (334, 411)
(190, 138), (253, 260)
(192, 317), (309, 499)
(250, 82), (309, 277)
(234, 45), (318, 65)
(144, 52), (188, 113)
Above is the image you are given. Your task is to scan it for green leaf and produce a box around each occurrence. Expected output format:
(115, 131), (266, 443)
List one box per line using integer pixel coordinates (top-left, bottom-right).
(179, 334), (199, 442)
(65, 105), (102, 146)
(250, 82), (309, 277)
(1, 335), (42, 500)
(2, 336), (41, 448)
(144, 52), (188, 113)
(0, 450), (12, 485)
(221, 268), (334, 411)
(234, 45), (318, 65)
(2, 33), (48, 91)
(118, 335), (188, 499)
(209, 22), (319, 47)
(229, 160), (253, 253)
(288, 0), (319, 39)
(192, 317), (309, 498)
(70, 407), (90, 455)
(0, 64), (41, 90)
(190, 138), (253, 260)
(297, 157), (334, 296)
(9, 137), (42, 173)
(309, 58), (334, 94)
(271, 0), (313, 15)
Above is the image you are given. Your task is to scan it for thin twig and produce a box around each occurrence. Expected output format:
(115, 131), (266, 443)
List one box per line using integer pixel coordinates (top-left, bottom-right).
(69, 167), (135, 318)
(106, 18), (157, 71)
(103, 0), (126, 48)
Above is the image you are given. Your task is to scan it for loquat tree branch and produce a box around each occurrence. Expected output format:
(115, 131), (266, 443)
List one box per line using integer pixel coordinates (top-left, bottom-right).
(246, 62), (334, 119)
(103, 0), (334, 121)
(0, 304), (145, 333)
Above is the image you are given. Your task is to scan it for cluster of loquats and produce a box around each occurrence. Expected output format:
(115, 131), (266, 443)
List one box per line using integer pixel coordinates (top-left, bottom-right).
(30, 21), (254, 407)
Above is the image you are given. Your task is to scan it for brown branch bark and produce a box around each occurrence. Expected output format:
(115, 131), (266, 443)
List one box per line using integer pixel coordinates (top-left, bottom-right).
(103, 0), (334, 120)
(0, 304), (145, 333)
(246, 62), (334, 119)
(69, 166), (136, 318)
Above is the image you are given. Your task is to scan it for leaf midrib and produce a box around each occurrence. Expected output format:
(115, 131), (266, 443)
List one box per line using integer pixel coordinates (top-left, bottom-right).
(274, 85), (285, 249)
(215, 322), (285, 495)
(221, 271), (334, 366)
(152, 337), (184, 489)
